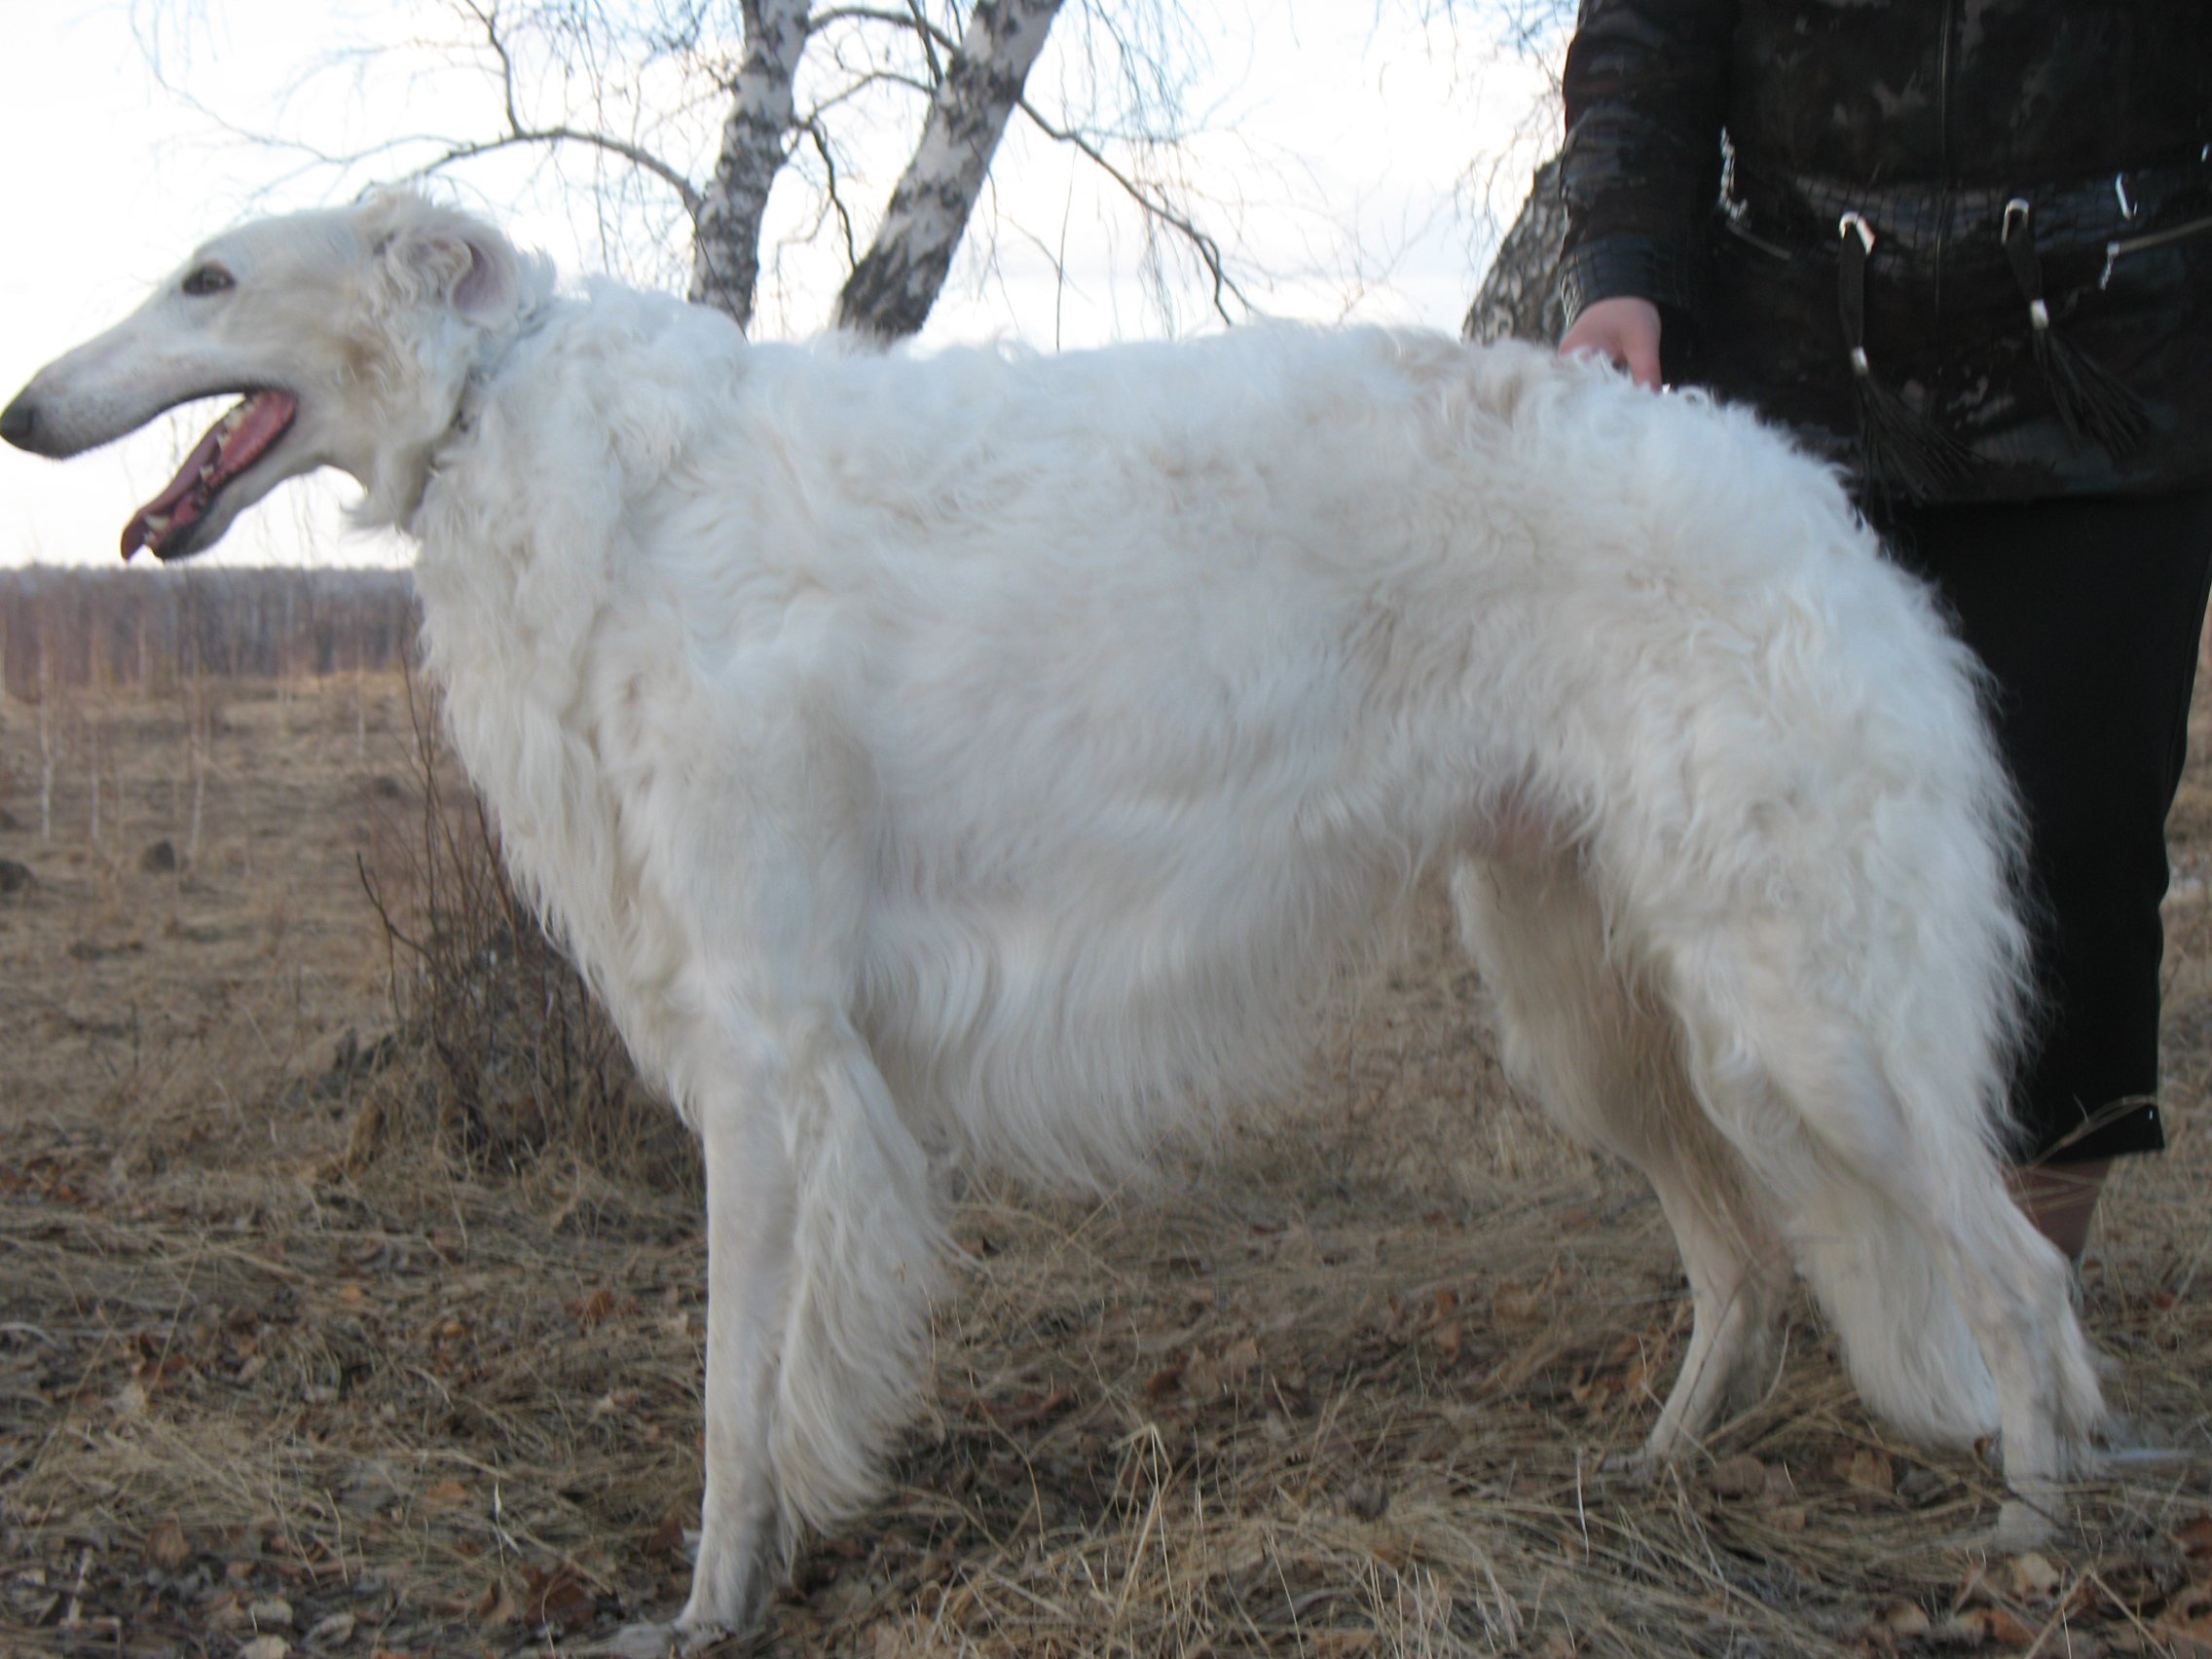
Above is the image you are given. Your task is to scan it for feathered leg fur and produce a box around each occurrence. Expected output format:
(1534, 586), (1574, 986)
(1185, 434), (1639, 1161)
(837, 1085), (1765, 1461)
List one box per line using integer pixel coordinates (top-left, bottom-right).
(1453, 855), (1792, 1457)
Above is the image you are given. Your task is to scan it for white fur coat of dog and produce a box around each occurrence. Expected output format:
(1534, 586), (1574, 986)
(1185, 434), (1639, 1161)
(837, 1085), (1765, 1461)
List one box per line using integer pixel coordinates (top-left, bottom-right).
(0, 193), (2107, 1647)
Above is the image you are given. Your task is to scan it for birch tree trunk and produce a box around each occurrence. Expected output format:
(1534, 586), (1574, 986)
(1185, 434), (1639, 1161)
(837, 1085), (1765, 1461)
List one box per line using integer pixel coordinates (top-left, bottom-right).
(1462, 155), (1567, 347)
(689, 0), (812, 328)
(834, 0), (1067, 341)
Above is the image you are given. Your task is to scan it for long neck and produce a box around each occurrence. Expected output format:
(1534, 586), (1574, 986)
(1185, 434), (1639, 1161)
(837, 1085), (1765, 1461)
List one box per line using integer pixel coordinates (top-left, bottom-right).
(365, 304), (549, 535)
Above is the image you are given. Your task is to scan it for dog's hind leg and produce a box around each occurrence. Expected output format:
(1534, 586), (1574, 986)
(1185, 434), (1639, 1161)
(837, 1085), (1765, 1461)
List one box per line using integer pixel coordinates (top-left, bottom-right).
(1452, 857), (1791, 1460)
(1638, 1146), (1795, 1458)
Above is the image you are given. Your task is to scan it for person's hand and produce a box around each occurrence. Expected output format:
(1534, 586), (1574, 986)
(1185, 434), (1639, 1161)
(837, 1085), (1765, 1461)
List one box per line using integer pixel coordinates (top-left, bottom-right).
(1560, 296), (1663, 389)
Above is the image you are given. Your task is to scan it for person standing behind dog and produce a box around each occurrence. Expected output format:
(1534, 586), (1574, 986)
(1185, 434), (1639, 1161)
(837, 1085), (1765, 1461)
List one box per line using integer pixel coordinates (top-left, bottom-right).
(1554, 2), (2212, 1259)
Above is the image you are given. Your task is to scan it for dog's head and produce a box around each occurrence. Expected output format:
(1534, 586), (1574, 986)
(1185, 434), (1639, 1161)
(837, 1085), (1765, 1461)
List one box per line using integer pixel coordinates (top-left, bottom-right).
(0, 191), (536, 560)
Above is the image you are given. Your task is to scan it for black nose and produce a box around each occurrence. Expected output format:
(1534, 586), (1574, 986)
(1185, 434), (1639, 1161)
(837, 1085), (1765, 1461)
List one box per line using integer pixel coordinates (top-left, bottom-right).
(0, 392), (35, 452)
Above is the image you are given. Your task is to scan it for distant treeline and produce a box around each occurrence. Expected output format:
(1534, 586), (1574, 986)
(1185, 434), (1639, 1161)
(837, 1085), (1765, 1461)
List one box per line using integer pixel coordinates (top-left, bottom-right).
(0, 565), (419, 698)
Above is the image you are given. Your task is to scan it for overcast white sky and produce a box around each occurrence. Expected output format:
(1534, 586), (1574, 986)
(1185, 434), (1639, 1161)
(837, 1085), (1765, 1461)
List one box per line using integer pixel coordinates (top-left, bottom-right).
(0, 1), (1559, 570)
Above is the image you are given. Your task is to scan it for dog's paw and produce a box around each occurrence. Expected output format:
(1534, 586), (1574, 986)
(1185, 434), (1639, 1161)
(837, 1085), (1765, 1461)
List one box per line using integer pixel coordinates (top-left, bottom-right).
(673, 1525), (774, 1650)
(597, 1609), (755, 1658)
(592, 1623), (686, 1659)
(1599, 1447), (1658, 1484)
(1988, 1495), (2056, 1553)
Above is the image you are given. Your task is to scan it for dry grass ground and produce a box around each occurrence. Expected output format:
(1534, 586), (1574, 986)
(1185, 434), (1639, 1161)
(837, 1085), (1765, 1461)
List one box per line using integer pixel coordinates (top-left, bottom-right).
(2, 670), (2210, 1659)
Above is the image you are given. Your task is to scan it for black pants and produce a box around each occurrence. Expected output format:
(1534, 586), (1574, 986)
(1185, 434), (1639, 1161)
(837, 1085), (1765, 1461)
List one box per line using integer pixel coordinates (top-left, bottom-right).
(1880, 490), (2212, 1165)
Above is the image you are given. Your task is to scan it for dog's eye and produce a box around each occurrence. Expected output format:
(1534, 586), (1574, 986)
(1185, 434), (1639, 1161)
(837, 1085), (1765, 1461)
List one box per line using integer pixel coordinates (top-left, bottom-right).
(181, 265), (235, 297)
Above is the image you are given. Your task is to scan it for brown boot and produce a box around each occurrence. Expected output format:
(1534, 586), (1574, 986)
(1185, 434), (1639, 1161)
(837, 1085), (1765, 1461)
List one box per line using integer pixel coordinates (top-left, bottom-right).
(2008, 1159), (2112, 1263)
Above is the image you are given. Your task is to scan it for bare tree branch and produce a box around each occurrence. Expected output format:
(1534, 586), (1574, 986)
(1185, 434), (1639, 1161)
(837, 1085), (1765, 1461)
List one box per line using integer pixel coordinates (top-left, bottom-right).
(807, 6), (947, 38)
(797, 118), (862, 267)
(404, 127), (703, 214)
(903, 0), (946, 84)
(1014, 95), (1248, 326)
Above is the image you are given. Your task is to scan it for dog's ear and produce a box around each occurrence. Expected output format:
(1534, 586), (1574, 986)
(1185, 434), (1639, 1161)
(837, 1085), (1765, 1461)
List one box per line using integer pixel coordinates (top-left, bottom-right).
(373, 214), (521, 326)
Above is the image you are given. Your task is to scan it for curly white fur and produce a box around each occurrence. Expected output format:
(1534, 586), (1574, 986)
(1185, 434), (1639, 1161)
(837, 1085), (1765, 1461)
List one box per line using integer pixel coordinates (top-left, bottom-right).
(5, 192), (2108, 1646)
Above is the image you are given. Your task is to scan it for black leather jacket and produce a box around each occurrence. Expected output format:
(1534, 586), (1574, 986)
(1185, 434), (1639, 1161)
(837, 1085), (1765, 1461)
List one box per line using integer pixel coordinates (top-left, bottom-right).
(1560, 0), (2212, 500)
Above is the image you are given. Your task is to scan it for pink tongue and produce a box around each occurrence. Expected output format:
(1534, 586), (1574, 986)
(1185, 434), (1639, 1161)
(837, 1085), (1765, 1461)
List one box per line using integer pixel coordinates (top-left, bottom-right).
(122, 389), (297, 560)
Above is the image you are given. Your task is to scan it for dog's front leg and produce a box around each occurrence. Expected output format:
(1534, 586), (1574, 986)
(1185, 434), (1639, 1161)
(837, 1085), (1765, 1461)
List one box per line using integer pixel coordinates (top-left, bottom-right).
(615, 1088), (792, 1656)
(650, 1004), (940, 1651)
(674, 1105), (795, 1647)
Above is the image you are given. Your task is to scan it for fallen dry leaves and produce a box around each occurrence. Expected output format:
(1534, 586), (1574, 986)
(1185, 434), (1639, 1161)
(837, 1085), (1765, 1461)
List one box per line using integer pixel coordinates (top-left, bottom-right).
(11, 675), (2212, 1656)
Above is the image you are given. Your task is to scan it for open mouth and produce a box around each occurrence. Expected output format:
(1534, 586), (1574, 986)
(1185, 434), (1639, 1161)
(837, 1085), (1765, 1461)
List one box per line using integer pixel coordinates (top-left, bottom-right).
(122, 389), (297, 561)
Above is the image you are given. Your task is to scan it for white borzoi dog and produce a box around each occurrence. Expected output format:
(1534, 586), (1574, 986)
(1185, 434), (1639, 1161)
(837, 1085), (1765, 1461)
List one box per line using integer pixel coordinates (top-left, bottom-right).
(3, 192), (2106, 1646)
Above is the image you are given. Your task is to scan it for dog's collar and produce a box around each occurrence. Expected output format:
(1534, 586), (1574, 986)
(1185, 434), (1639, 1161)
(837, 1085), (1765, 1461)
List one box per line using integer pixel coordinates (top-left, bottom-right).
(450, 300), (552, 442)
(410, 303), (552, 528)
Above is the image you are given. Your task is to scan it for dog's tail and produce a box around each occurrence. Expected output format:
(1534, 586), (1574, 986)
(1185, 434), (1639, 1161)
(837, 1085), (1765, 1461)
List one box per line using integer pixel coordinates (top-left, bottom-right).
(1637, 478), (2103, 1463)
(1786, 1122), (2106, 1480)
(1735, 573), (2108, 1469)
(1791, 1181), (2001, 1446)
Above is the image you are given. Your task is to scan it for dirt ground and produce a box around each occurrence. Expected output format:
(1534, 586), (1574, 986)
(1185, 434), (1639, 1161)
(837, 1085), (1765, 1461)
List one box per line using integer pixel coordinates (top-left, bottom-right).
(2, 672), (2210, 1659)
